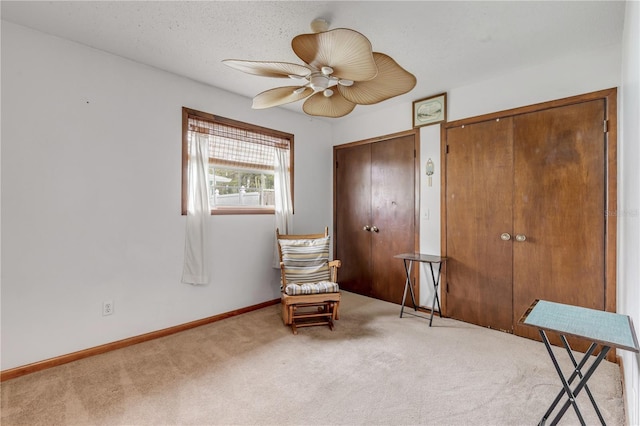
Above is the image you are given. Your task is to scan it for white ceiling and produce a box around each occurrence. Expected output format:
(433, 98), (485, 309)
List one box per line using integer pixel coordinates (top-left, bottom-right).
(0, 1), (626, 120)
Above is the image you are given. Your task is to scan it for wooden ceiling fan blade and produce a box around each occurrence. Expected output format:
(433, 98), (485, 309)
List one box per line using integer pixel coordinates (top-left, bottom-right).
(222, 60), (312, 78)
(302, 91), (356, 118)
(338, 53), (416, 105)
(252, 86), (314, 109)
(292, 29), (377, 82)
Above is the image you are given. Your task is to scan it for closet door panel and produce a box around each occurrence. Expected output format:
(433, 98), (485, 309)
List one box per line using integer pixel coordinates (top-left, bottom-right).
(370, 135), (416, 304)
(445, 118), (514, 331)
(335, 144), (373, 296)
(512, 100), (606, 338)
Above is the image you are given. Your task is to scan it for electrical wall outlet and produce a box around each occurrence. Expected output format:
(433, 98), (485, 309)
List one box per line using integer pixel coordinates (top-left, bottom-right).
(102, 300), (114, 316)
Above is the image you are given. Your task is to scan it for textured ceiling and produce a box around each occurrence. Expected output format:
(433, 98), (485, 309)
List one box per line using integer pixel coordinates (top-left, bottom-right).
(0, 1), (626, 120)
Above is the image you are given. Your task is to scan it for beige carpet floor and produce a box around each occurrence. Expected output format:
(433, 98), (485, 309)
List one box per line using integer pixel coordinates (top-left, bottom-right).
(1, 291), (625, 425)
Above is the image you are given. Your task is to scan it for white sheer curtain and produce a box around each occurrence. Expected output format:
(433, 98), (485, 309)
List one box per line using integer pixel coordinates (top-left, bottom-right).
(182, 133), (211, 285)
(273, 146), (293, 268)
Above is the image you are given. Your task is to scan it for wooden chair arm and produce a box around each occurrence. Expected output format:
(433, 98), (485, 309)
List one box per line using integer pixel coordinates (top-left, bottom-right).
(329, 259), (341, 283)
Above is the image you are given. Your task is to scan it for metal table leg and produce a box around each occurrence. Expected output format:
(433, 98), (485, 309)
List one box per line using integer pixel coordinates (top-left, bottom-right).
(400, 259), (418, 318)
(538, 341), (596, 425)
(559, 336), (606, 425)
(537, 330), (610, 426)
(428, 261), (443, 326)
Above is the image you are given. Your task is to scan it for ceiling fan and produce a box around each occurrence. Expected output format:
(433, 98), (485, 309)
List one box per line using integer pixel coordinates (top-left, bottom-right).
(222, 19), (417, 118)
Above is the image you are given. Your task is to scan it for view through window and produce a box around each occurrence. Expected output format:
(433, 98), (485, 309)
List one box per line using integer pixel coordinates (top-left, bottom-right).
(182, 108), (294, 214)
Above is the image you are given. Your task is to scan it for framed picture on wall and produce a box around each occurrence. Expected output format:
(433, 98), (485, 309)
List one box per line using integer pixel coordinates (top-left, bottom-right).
(413, 93), (447, 128)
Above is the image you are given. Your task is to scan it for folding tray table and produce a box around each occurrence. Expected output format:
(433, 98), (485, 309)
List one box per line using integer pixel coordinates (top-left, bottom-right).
(394, 253), (446, 327)
(520, 299), (639, 426)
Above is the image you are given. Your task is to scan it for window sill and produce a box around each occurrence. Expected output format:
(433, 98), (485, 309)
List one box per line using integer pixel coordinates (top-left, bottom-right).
(211, 208), (274, 215)
(181, 208), (275, 215)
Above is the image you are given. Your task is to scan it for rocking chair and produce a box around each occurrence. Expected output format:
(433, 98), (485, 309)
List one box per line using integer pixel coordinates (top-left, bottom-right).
(276, 227), (341, 334)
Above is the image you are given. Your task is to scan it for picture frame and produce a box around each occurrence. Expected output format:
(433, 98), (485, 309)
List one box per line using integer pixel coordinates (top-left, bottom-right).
(413, 93), (447, 128)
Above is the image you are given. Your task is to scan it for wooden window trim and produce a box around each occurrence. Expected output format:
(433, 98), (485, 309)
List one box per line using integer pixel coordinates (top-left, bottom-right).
(181, 107), (294, 215)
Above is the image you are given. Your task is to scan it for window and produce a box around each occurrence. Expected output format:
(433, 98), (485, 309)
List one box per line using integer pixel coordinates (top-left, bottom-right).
(182, 107), (294, 215)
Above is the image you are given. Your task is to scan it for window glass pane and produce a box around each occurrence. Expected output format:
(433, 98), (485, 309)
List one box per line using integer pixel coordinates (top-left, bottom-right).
(208, 166), (275, 208)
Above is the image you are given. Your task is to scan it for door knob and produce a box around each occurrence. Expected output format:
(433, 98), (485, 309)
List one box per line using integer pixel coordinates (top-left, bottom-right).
(515, 234), (527, 242)
(371, 226), (379, 233)
(363, 225), (371, 231)
(500, 233), (511, 241)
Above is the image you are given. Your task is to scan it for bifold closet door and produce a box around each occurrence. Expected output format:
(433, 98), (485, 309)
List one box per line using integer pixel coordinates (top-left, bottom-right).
(445, 118), (515, 332)
(512, 100), (606, 340)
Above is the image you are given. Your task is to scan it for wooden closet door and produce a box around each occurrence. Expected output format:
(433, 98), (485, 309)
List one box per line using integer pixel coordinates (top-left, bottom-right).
(370, 135), (416, 305)
(335, 132), (417, 303)
(335, 143), (373, 296)
(445, 118), (514, 331)
(512, 100), (606, 339)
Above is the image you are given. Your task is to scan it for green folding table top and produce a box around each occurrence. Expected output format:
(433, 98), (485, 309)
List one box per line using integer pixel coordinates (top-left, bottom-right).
(521, 300), (640, 352)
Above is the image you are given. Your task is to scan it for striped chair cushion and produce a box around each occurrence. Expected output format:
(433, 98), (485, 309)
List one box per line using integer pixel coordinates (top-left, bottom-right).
(279, 236), (332, 284)
(284, 281), (340, 295)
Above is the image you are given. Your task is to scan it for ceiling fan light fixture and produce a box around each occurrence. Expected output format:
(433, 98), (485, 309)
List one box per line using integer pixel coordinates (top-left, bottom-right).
(321, 66), (334, 76)
(310, 74), (330, 91)
(310, 18), (329, 33)
(323, 89), (334, 97)
(338, 79), (354, 87)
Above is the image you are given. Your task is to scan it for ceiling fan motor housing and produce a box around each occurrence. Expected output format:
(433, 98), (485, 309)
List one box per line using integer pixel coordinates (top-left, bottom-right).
(310, 74), (330, 91)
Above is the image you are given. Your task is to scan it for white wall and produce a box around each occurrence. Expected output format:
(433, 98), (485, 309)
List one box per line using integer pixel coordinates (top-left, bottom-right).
(619, 1), (640, 424)
(0, 22), (333, 370)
